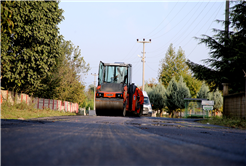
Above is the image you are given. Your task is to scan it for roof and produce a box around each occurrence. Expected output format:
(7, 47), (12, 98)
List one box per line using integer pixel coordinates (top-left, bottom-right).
(184, 98), (208, 101)
(103, 62), (132, 67)
(142, 91), (148, 97)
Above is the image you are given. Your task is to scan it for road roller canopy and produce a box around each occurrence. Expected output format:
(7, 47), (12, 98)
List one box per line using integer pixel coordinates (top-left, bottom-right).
(98, 61), (132, 86)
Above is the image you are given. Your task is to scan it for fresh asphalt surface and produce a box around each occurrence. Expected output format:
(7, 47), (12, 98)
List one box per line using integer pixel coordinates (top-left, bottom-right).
(1, 115), (246, 166)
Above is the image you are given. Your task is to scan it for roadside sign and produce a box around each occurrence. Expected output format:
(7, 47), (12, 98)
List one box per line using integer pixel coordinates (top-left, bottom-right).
(202, 100), (214, 105)
(203, 106), (213, 111)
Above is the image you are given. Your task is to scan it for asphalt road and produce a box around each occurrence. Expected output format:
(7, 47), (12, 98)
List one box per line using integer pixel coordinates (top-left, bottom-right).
(1, 115), (246, 166)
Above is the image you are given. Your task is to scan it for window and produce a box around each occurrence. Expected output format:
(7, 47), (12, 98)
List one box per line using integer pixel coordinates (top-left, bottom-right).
(103, 66), (128, 84)
(144, 97), (150, 104)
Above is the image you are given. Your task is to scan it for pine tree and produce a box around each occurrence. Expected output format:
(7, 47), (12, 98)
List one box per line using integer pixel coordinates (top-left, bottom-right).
(187, 1), (246, 93)
(148, 82), (166, 117)
(165, 77), (179, 117)
(158, 44), (189, 88)
(177, 76), (191, 109)
(158, 43), (202, 97)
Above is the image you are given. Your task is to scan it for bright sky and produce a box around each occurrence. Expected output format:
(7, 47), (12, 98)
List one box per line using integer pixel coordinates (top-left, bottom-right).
(58, 0), (227, 89)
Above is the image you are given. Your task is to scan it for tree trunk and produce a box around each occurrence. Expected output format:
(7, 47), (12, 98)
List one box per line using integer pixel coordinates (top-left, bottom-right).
(160, 110), (163, 117)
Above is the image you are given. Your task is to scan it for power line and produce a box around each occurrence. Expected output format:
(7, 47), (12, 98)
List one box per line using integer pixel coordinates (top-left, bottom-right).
(145, 63), (158, 73)
(186, 2), (224, 59)
(121, 44), (142, 62)
(147, 1), (212, 58)
(182, 2), (224, 48)
(175, 1), (212, 46)
(150, 1), (188, 39)
(145, 1), (179, 38)
(147, 1), (206, 54)
(120, 42), (137, 61)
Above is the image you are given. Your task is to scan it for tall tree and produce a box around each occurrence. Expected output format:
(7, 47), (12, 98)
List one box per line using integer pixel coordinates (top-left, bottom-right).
(1, 1), (64, 94)
(158, 44), (189, 88)
(158, 43), (202, 97)
(187, 1), (246, 93)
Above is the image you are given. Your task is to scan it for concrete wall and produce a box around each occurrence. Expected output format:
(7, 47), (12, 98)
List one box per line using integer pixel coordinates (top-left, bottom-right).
(0, 90), (32, 105)
(0, 90), (78, 113)
(223, 92), (245, 118)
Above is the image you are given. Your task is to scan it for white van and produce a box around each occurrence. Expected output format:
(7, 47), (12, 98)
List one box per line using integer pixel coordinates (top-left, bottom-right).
(142, 91), (152, 116)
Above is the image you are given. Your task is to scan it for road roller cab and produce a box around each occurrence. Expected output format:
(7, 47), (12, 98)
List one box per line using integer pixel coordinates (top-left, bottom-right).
(96, 61), (144, 116)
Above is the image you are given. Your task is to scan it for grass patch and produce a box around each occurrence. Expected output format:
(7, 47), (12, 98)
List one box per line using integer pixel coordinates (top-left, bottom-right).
(1, 101), (76, 120)
(199, 116), (246, 129)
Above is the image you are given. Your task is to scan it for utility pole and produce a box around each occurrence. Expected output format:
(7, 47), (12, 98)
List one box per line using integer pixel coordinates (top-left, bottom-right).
(137, 38), (151, 92)
(91, 73), (97, 110)
(225, 0), (230, 38)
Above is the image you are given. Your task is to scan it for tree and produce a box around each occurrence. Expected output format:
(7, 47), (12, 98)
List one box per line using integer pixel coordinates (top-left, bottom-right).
(196, 82), (211, 99)
(158, 44), (202, 97)
(187, 1), (246, 93)
(182, 73), (202, 98)
(144, 84), (153, 94)
(1, 1), (64, 94)
(1, 1), (15, 34)
(148, 82), (166, 117)
(41, 40), (90, 105)
(165, 76), (191, 118)
(210, 88), (223, 113)
(82, 84), (94, 110)
(144, 78), (157, 94)
(0, 0), (14, 85)
(165, 77), (179, 118)
(158, 44), (189, 88)
(176, 76), (191, 110)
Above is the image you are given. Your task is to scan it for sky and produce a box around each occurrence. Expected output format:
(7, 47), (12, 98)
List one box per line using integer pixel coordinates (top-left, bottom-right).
(58, 0), (228, 89)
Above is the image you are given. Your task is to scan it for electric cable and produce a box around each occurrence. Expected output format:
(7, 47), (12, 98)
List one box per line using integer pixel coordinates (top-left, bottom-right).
(148, 1), (211, 58)
(186, 2), (224, 59)
(147, 1), (205, 54)
(145, 1), (180, 38)
(150, 1), (189, 39)
(175, 1), (212, 47)
(145, 63), (159, 73)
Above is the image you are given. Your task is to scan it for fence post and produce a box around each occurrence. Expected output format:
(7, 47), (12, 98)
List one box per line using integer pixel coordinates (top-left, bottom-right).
(222, 83), (229, 117)
(222, 83), (229, 96)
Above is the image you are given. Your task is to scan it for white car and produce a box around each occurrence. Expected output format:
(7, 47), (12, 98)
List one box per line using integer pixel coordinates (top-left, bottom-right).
(142, 91), (152, 116)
